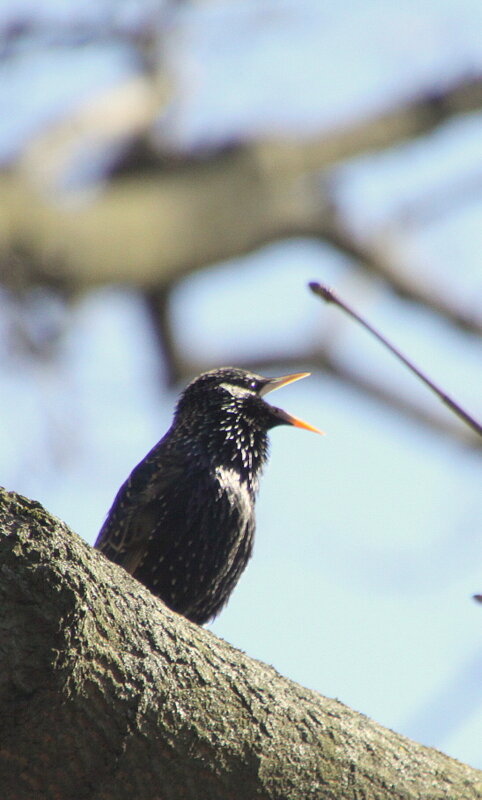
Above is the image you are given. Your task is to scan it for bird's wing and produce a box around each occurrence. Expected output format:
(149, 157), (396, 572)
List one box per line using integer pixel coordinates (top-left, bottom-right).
(94, 443), (185, 575)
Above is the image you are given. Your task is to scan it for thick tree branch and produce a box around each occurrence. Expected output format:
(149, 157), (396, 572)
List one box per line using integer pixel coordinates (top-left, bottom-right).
(1, 76), (481, 309)
(1, 488), (481, 800)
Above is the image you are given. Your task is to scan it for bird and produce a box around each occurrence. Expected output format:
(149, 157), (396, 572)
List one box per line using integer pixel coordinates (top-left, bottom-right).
(94, 367), (321, 624)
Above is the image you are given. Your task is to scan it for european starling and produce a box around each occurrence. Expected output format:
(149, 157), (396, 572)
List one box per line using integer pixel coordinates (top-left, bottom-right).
(95, 367), (321, 624)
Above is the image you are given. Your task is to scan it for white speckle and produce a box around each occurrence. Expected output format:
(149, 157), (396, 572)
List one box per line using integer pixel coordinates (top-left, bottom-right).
(215, 466), (253, 517)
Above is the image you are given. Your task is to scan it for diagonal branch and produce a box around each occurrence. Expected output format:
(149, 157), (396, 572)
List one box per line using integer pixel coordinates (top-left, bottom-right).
(309, 282), (482, 437)
(1, 487), (481, 799)
(314, 221), (482, 335)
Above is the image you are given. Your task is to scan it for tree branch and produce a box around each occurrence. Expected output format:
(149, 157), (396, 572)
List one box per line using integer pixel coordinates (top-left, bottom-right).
(313, 220), (482, 335)
(1, 75), (481, 304)
(1, 488), (481, 800)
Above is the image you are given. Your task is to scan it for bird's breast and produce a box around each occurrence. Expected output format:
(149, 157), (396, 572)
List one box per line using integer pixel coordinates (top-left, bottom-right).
(214, 465), (256, 521)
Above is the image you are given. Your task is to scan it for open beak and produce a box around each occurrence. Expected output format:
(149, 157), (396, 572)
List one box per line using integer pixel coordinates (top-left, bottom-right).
(259, 372), (324, 435)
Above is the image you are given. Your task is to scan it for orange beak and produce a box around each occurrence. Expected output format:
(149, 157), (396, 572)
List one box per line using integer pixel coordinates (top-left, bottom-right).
(259, 372), (324, 435)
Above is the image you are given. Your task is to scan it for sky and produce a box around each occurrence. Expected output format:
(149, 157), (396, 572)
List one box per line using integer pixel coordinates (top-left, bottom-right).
(1, 0), (482, 771)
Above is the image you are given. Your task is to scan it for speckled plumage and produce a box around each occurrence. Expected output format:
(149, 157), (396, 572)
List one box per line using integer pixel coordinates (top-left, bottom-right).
(95, 367), (317, 624)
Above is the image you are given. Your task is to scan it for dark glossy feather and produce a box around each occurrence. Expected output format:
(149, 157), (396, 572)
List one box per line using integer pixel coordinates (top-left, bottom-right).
(95, 367), (314, 624)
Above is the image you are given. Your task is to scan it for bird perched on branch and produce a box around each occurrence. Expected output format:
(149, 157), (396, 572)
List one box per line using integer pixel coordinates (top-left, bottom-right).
(95, 367), (321, 624)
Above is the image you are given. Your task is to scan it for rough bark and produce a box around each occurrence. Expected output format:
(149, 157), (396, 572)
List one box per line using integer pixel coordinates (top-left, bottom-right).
(0, 487), (481, 800)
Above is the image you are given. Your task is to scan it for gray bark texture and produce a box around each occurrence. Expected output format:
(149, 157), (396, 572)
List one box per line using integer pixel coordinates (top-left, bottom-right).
(0, 487), (481, 800)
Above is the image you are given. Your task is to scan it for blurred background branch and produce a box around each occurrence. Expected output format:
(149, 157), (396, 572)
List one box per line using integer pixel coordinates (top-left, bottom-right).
(1, 45), (481, 439)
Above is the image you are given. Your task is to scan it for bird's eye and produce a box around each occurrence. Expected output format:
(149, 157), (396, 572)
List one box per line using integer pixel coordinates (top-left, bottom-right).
(249, 379), (258, 390)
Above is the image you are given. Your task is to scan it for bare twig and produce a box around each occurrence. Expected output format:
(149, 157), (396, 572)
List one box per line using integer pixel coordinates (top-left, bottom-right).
(309, 282), (482, 437)
(313, 223), (482, 335)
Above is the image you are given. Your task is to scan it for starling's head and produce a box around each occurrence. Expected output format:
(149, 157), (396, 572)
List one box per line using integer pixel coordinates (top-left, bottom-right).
(175, 367), (321, 437)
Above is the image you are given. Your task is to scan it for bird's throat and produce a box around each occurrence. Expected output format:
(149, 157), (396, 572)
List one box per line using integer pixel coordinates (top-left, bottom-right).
(206, 420), (269, 491)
